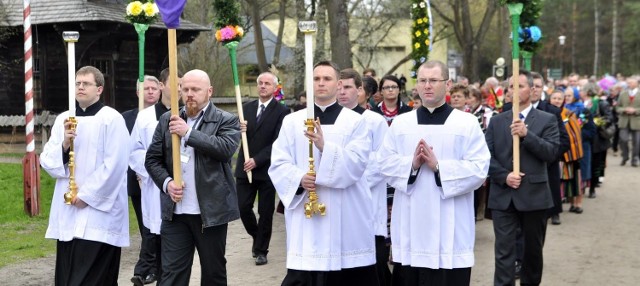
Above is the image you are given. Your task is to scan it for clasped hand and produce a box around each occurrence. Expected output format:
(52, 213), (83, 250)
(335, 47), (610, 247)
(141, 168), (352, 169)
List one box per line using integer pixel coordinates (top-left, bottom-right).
(510, 119), (527, 138)
(167, 180), (185, 203)
(412, 139), (438, 171)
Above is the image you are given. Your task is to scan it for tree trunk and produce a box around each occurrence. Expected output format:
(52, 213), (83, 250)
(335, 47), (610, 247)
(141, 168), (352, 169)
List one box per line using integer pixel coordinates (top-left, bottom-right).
(571, 1), (577, 74)
(593, 0), (599, 76)
(611, 0), (620, 75)
(315, 0), (327, 61)
(326, 0), (352, 69)
(293, 0), (307, 96)
(272, 0), (287, 66)
(248, 0), (268, 72)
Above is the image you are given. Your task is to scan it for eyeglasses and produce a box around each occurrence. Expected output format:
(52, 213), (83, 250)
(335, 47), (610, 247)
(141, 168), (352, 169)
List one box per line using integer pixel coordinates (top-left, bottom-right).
(381, 85), (399, 91)
(75, 81), (97, 88)
(417, 78), (448, 86)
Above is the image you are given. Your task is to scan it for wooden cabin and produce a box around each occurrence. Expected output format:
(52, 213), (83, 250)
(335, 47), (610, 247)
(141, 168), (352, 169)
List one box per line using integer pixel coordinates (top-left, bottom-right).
(0, 0), (208, 115)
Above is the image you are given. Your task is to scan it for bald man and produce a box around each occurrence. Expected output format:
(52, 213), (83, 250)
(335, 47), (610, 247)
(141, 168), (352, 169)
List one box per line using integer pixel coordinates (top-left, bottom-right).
(145, 69), (241, 285)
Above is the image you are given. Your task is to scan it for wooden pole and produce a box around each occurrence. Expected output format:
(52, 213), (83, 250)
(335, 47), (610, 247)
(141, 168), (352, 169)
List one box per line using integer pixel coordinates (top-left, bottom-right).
(168, 29), (182, 188)
(508, 3), (523, 174)
(23, 0), (40, 216)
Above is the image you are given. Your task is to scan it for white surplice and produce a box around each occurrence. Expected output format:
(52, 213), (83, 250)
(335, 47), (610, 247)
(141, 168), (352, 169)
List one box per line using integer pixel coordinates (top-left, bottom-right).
(41, 108), (130, 247)
(129, 105), (162, 234)
(379, 109), (490, 269)
(361, 110), (389, 237)
(268, 108), (375, 271)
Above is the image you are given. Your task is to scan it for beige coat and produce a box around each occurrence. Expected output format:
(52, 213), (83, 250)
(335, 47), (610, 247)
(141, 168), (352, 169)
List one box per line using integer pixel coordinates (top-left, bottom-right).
(616, 89), (640, 130)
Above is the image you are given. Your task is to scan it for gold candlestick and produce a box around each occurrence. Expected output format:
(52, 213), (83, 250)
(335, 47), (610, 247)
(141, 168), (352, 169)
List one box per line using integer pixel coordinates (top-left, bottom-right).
(63, 117), (78, 204)
(304, 118), (325, 218)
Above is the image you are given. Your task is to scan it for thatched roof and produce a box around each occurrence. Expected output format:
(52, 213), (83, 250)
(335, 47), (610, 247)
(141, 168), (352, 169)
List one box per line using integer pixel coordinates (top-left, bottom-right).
(0, 0), (208, 31)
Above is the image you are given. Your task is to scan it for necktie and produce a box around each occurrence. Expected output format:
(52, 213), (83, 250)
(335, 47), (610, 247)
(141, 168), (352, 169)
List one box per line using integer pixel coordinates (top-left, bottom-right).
(519, 113), (525, 120)
(256, 104), (265, 123)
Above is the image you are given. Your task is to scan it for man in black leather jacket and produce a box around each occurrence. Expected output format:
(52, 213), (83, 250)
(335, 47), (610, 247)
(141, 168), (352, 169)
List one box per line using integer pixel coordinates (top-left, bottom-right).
(145, 69), (241, 286)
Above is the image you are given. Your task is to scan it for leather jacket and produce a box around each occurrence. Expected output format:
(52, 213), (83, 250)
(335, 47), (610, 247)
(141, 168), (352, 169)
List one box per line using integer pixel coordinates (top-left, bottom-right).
(145, 101), (241, 228)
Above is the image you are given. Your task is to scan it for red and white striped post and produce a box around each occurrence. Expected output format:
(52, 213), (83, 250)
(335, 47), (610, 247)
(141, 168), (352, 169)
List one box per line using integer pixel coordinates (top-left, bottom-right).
(22, 0), (40, 216)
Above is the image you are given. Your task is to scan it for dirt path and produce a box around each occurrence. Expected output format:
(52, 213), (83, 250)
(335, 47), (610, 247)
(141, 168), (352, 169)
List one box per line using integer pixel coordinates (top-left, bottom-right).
(1, 152), (639, 285)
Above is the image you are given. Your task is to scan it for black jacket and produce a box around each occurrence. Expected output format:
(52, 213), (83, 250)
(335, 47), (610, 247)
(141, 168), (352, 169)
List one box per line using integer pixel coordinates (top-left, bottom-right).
(145, 101), (241, 228)
(235, 99), (291, 180)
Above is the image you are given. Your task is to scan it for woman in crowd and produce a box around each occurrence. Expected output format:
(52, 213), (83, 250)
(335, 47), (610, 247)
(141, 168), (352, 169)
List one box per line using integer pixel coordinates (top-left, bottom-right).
(582, 83), (614, 198)
(449, 83), (469, 111)
(372, 75), (412, 125)
(550, 89), (584, 218)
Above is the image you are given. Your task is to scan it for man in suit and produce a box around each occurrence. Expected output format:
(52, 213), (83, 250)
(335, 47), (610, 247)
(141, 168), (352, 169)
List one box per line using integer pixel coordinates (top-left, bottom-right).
(616, 77), (640, 166)
(486, 70), (560, 286)
(236, 72), (290, 266)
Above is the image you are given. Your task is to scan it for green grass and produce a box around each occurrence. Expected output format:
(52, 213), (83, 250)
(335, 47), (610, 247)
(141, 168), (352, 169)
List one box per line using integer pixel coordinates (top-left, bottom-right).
(0, 153), (24, 158)
(0, 163), (139, 268)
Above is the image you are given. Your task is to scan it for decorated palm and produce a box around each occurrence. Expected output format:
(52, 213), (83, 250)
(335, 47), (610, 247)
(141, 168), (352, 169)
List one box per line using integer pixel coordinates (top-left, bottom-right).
(213, 0), (252, 182)
(124, 0), (160, 111)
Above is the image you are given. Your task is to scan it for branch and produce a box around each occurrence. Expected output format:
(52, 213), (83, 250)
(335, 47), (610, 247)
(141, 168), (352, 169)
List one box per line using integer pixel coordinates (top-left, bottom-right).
(385, 53), (412, 76)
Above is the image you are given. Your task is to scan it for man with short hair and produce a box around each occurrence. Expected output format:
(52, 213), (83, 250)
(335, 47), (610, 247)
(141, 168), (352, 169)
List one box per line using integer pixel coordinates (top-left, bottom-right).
(128, 68), (182, 285)
(617, 77), (640, 166)
(236, 72), (290, 266)
(270, 61), (378, 285)
(338, 68), (390, 285)
(379, 60), (490, 286)
(41, 66), (130, 285)
(145, 69), (241, 285)
(487, 70), (560, 286)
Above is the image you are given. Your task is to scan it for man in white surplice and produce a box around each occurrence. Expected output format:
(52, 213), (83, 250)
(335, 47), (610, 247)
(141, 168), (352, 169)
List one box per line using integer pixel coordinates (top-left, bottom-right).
(269, 61), (378, 285)
(41, 66), (129, 285)
(378, 60), (490, 286)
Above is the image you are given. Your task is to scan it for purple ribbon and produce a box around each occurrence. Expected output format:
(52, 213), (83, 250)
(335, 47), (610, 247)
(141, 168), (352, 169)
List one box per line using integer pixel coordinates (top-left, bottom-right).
(155, 0), (187, 28)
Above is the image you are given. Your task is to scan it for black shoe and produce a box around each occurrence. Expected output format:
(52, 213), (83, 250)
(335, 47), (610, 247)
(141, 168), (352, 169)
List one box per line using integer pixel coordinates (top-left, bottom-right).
(588, 192), (596, 199)
(131, 275), (144, 286)
(143, 273), (157, 284)
(252, 251), (257, 258)
(515, 260), (522, 279)
(569, 205), (576, 212)
(255, 254), (268, 265)
(621, 159), (628, 166)
(551, 214), (561, 225)
(573, 207), (583, 214)
(633, 162), (638, 167)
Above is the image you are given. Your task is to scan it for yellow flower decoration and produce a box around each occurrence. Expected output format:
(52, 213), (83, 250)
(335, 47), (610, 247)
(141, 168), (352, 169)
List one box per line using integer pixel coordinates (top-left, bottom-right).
(415, 30), (422, 37)
(424, 29), (429, 35)
(423, 17), (428, 23)
(425, 39), (430, 46)
(127, 1), (143, 16)
(142, 2), (156, 17)
(236, 26), (244, 37)
(414, 43), (421, 49)
(215, 30), (222, 42)
(417, 18), (423, 24)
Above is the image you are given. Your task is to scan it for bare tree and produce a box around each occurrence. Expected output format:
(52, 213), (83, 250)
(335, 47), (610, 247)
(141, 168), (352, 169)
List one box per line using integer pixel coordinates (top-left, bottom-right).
(611, 0), (620, 75)
(292, 0), (308, 96)
(432, 0), (498, 81)
(314, 0), (327, 61)
(272, 0), (287, 66)
(593, 0), (600, 76)
(246, 0), (269, 72)
(326, 0), (352, 69)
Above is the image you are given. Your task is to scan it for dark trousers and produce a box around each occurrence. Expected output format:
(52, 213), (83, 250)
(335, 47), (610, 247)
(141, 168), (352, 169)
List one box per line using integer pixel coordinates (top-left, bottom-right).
(492, 205), (548, 286)
(590, 150), (607, 193)
(375, 235), (392, 286)
(55, 239), (121, 286)
(159, 215), (228, 286)
(392, 264), (471, 286)
(237, 177), (276, 256)
(281, 265), (379, 286)
(134, 227), (161, 278)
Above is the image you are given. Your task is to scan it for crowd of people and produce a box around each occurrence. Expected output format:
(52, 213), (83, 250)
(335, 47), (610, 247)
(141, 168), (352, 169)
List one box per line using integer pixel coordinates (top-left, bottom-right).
(38, 61), (637, 286)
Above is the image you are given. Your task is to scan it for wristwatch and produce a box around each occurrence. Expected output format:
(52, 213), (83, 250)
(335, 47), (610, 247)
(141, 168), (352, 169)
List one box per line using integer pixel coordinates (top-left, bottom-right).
(434, 163), (440, 173)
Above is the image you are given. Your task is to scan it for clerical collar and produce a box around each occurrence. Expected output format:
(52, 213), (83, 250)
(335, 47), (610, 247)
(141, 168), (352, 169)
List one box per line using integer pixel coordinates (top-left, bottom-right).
(76, 101), (104, 117)
(425, 102), (446, 113)
(314, 101), (343, 125)
(417, 103), (453, 125)
(351, 105), (366, 115)
(154, 102), (170, 121)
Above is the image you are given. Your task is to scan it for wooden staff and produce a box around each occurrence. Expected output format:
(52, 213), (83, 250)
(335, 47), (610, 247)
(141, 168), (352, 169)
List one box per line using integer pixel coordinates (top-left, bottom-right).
(507, 3), (523, 174)
(167, 29), (182, 190)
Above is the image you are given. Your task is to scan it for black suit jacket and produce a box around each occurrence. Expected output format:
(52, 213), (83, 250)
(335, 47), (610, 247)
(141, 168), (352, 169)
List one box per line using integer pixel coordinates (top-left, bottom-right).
(503, 101), (569, 158)
(234, 99), (291, 180)
(121, 108), (140, 196)
(486, 108), (560, 211)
